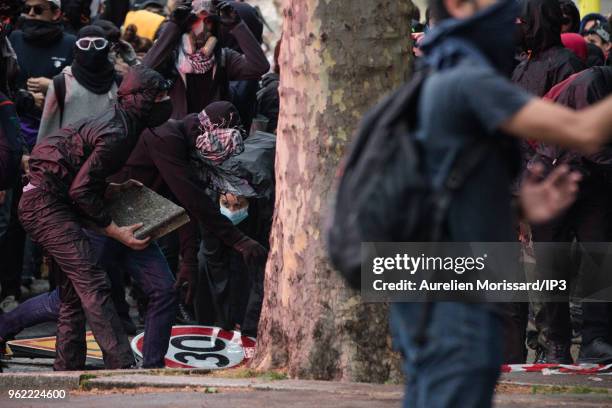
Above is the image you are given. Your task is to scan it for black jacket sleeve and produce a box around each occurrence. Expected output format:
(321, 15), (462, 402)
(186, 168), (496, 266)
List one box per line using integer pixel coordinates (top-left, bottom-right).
(143, 21), (182, 73)
(225, 22), (270, 80)
(142, 125), (246, 247)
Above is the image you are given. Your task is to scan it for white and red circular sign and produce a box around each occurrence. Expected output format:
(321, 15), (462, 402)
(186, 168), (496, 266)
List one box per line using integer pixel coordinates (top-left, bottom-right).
(131, 325), (256, 369)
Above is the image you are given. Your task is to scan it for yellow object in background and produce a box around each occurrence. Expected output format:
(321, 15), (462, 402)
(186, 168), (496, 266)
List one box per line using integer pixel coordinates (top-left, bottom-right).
(579, 0), (601, 17)
(123, 10), (166, 41)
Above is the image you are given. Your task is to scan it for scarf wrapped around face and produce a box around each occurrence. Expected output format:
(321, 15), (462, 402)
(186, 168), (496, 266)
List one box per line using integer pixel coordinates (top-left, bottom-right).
(177, 33), (216, 74)
(195, 110), (244, 164)
(191, 105), (256, 197)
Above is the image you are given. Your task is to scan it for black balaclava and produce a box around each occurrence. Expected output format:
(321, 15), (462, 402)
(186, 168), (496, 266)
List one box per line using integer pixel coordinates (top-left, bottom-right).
(72, 25), (115, 94)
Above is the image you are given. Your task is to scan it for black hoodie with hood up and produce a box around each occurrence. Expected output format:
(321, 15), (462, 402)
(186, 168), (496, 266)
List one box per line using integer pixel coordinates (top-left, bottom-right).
(512, 0), (585, 97)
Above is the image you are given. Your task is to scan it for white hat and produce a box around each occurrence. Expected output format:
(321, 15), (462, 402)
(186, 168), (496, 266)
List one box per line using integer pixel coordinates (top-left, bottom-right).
(47, 0), (61, 8)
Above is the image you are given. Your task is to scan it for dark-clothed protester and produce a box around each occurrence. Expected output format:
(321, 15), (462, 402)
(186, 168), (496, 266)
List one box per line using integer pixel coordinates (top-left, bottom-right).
(0, 93), (22, 190)
(392, 1), (533, 404)
(110, 101), (267, 316)
(512, 0), (585, 97)
(143, 0), (269, 119)
(18, 66), (171, 371)
(508, 0), (586, 363)
(39, 24), (119, 140)
(224, 0), (264, 132)
(9, 0), (77, 146)
(530, 66), (612, 364)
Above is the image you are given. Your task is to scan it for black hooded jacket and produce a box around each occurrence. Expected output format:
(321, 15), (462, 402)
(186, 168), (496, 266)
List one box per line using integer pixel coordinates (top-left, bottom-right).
(512, 0), (585, 96)
(27, 66), (167, 227)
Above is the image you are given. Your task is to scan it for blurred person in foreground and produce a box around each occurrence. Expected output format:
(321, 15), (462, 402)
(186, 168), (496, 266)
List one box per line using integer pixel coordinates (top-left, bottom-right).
(390, 0), (612, 406)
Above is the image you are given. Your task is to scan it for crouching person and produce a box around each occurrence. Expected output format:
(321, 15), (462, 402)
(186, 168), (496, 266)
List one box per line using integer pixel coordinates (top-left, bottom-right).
(18, 65), (172, 371)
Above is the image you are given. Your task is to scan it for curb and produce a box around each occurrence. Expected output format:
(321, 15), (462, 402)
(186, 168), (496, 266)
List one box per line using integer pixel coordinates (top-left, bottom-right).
(82, 375), (404, 398)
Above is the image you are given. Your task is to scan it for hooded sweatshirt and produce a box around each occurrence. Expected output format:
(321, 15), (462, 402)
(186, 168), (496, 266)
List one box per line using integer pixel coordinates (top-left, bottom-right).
(512, 0), (585, 97)
(28, 66), (167, 227)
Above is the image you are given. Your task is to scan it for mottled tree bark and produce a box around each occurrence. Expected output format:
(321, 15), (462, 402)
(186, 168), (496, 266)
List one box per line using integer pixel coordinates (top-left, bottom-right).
(253, 0), (413, 382)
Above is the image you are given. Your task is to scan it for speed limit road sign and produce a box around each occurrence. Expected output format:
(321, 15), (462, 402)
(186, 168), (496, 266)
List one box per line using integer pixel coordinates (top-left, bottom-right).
(131, 325), (256, 369)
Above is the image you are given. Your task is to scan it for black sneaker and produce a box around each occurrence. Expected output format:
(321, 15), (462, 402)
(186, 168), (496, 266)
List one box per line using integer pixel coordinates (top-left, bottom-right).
(175, 303), (196, 325)
(578, 338), (612, 364)
(536, 342), (573, 364)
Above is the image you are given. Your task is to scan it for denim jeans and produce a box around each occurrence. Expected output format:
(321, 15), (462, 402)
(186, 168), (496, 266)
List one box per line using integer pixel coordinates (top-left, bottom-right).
(85, 231), (177, 368)
(390, 302), (503, 408)
(0, 289), (60, 339)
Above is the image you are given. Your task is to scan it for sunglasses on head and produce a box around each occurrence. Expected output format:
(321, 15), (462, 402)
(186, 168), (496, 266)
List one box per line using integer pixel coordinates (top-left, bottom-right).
(23, 4), (51, 15)
(76, 37), (109, 51)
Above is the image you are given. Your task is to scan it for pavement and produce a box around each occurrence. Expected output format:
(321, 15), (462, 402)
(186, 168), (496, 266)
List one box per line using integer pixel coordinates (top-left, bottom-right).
(2, 365), (612, 407)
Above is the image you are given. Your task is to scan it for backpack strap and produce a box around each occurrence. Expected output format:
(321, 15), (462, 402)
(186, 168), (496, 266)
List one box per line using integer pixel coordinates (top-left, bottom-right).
(53, 73), (66, 127)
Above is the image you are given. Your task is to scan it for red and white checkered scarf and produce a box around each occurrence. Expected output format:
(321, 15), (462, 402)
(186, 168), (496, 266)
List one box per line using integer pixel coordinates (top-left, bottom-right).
(195, 110), (244, 164)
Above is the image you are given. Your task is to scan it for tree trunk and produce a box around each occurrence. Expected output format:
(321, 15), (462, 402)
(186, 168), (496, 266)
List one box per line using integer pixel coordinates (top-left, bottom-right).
(252, 0), (413, 382)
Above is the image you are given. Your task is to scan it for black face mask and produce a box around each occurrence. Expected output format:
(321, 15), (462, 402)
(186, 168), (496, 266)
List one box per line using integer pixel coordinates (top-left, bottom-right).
(146, 98), (173, 128)
(21, 19), (63, 45)
(74, 47), (110, 71)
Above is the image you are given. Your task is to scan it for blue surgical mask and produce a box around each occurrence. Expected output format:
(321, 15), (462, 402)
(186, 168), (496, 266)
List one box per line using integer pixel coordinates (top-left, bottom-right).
(220, 205), (249, 225)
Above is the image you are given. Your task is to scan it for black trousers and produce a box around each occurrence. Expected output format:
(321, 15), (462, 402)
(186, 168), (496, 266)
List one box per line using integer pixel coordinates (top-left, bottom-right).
(0, 179), (24, 300)
(531, 173), (612, 347)
(18, 188), (134, 370)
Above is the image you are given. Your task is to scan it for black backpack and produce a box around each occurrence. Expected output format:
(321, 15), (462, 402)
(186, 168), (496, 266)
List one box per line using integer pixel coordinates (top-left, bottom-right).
(326, 69), (489, 289)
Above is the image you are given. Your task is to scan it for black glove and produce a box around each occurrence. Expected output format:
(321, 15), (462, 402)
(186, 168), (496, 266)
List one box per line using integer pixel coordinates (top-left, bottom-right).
(14, 89), (35, 117)
(233, 236), (268, 265)
(215, 1), (241, 28)
(171, 1), (197, 31)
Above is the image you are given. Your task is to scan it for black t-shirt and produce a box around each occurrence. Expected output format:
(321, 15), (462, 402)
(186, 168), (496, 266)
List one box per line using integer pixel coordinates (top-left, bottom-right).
(416, 59), (532, 241)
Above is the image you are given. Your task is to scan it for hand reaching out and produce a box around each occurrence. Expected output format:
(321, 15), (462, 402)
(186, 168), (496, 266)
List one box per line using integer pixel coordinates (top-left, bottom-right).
(519, 163), (582, 224)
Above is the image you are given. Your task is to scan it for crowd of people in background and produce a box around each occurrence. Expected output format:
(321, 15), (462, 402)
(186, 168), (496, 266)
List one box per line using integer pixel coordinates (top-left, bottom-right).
(0, 0), (280, 370)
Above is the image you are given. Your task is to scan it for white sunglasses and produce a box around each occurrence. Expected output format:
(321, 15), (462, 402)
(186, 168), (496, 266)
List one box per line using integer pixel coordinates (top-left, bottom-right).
(76, 37), (108, 51)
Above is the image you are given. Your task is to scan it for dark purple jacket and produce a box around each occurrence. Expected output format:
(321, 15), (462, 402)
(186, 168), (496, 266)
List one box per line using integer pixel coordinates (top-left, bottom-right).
(28, 67), (166, 227)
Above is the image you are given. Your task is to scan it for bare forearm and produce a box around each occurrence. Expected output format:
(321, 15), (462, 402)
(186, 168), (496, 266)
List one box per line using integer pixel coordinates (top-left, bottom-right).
(501, 95), (612, 153)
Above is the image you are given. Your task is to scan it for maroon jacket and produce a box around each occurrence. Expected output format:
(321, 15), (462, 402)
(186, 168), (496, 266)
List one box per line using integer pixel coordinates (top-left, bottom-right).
(143, 21), (270, 119)
(27, 67), (166, 227)
(110, 114), (246, 271)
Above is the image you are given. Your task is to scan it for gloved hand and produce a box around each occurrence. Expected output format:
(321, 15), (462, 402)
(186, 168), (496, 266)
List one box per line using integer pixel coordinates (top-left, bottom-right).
(171, 1), (197, 31)
(174, 263), (196, 305)
(233, 236), (268, 265)
(215, 0), (241, 28)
